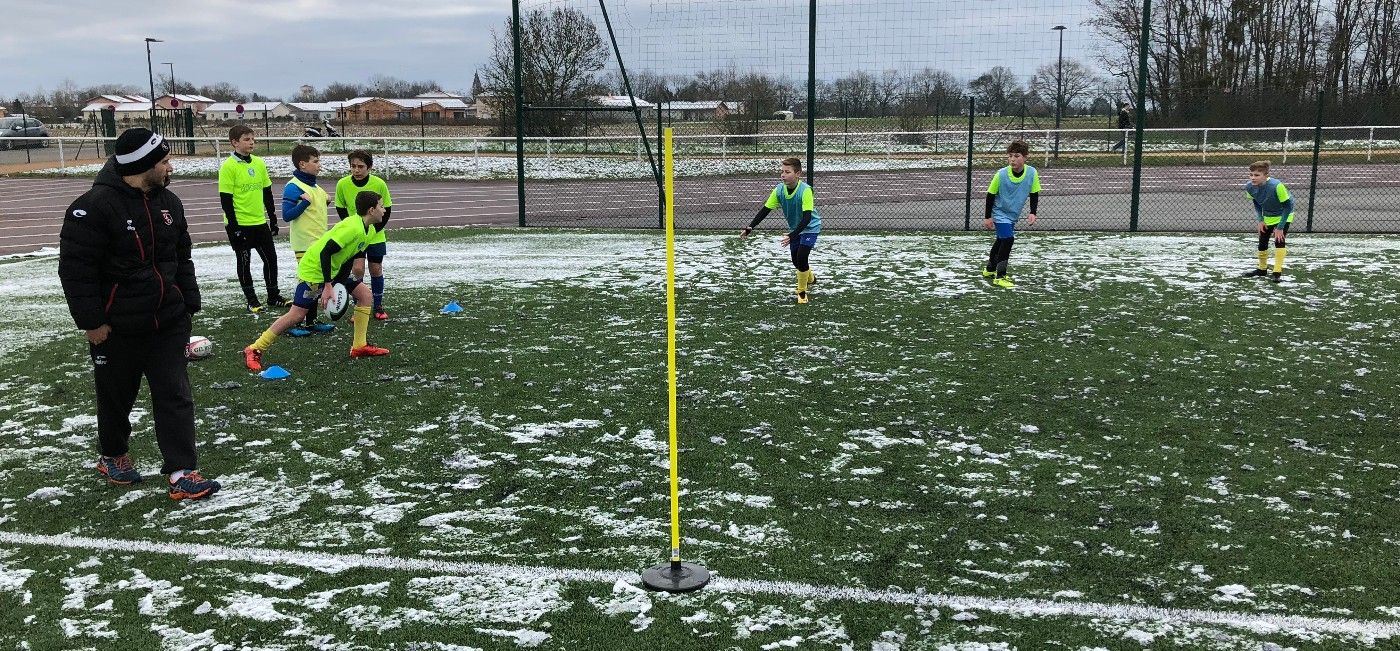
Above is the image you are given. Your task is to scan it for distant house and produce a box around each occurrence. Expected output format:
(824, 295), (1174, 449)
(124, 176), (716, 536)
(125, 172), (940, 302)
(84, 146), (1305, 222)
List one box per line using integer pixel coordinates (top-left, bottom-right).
(287, 102), (337, 122)
(203, 101), (292, 121)
(0, 107), (6, 118)
(589, 95), (656, 112)
(659, 100), (744, 121)
(80, 95), (152, 122)
(329, 96), (475, 122)
(155, 94), (218, 113)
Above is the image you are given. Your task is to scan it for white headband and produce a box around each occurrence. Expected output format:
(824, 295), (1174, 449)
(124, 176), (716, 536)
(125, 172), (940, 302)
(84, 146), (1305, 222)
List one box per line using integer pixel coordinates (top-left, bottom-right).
(115, 134), (166, 164)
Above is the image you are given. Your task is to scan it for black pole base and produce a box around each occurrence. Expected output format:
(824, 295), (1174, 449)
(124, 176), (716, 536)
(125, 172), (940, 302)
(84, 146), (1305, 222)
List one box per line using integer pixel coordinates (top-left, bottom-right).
(641, 561), (710, 593)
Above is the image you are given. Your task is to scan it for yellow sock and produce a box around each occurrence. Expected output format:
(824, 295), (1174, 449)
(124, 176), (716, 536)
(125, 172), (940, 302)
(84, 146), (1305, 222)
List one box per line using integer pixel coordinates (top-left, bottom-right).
(352, 305), (371, 348)
(797, 270), (808, 294)
(1257, 251), (1269, 270)
(1273, 247), (1286, 274)
(250, 329), (278, 352)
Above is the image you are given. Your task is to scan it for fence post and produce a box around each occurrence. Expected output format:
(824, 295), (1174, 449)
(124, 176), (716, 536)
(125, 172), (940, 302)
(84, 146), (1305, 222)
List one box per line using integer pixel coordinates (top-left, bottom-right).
(474, 140), (480, 172)
(1282, 127), (1289, 165)
(1044, 130), (1051, 166)
(546, 137), (553, 177)
(58, 139), (66, 176)
(383, 138), (390, 179)
(964, 97), (975, 231)
(1306, 91), (1324, 233)
(1367, 127), (1374, 162)
(1201, 129), (1208, 164)
(721, 135), (727, 160)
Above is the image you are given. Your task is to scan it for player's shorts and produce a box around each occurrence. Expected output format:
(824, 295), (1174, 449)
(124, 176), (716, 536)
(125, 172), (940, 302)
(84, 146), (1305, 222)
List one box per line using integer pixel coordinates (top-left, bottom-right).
(354, 242), (387, 263)
(1262, 214), (1294, 230)
(994, 221), (1016, 238)
(292, 276), (363, 310)
(789, 233), (818, 250)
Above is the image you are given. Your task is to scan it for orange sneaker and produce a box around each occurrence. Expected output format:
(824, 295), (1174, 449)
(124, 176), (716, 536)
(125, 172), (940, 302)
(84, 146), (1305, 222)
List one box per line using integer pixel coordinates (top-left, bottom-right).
(243, 346), (263, 372)
(373, 309), (389, 321)
(350, 345), (390, 358)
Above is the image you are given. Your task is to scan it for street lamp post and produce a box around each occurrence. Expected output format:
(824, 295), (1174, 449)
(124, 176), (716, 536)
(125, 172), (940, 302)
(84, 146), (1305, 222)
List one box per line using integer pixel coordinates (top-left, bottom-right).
(1052, 25), (1066, 159)
(144, 37), (163, 131)
(162, 62), (176, 96)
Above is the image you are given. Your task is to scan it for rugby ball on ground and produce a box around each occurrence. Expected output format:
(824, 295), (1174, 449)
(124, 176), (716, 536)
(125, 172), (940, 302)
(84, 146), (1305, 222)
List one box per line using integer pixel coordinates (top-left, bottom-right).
(186, 335), (213, 361)
(326, 282), (350, 321)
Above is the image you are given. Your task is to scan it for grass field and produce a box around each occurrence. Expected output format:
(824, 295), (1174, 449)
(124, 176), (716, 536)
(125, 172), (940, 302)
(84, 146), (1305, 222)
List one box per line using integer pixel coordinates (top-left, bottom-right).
(1, 229), (1398, 650)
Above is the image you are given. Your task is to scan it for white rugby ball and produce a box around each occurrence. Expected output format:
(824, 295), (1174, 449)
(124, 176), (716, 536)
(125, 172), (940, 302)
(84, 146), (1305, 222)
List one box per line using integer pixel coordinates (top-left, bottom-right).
(186, 335), (213, 361)
(326, 282), (350, 321)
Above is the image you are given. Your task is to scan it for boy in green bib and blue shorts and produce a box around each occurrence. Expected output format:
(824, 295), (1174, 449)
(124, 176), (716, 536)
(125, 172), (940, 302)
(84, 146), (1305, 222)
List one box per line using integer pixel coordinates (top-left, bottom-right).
(243, 192), (391, 372)
(280, 144), (335, 336)
(335, 150), (394, 320)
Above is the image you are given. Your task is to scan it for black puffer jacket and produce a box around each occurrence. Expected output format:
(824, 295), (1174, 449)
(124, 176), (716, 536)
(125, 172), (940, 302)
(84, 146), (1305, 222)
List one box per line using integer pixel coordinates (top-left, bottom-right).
(59, 160), (200, 334)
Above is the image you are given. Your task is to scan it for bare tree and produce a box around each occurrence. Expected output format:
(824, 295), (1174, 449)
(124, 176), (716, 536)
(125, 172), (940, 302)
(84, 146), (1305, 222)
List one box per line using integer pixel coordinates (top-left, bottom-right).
(968, 66), (1022, 115)
(1030, 59), (1105, 115)
(482, 7), (610, 136)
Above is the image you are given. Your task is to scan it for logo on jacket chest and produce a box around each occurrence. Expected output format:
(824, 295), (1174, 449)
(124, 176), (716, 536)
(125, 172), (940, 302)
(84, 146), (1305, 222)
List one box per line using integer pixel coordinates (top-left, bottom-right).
(125, 219), (136, 232)
(161, 209), (173, 226)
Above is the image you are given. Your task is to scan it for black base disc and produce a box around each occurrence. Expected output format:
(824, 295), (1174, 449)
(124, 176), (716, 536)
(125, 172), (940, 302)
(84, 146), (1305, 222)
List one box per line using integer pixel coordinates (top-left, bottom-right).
(641, 562), (711, 593)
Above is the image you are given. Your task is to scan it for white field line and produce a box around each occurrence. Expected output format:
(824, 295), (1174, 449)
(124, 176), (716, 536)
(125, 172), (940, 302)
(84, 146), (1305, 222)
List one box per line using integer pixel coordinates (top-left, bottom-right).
(0, 531), (1395, 639)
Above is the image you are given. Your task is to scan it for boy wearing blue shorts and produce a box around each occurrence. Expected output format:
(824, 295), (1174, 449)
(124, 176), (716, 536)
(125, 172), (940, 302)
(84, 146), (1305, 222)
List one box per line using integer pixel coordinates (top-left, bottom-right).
(243, 192), (390, 371)
(983, 140), (1040, 288)
(740, 157), (821, 304)
(335, 151), (394, 320)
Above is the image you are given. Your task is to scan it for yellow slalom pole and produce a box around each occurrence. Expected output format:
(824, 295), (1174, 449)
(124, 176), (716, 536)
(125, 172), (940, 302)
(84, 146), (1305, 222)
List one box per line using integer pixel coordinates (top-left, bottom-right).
(642, 127), (709, 593)
(665, 127), (681, 563)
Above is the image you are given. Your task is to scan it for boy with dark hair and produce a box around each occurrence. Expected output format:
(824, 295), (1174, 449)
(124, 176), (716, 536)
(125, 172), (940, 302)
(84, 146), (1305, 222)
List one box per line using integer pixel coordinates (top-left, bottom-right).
(335, 150), (394, 320)
(243, 191), (390, 371)
(982, 140), (1040, 288)
(219, 124), (286, 313)
(1243, 160), (1293, 283)
(281, 144), (335, 336)
(740, 157), (821, 304)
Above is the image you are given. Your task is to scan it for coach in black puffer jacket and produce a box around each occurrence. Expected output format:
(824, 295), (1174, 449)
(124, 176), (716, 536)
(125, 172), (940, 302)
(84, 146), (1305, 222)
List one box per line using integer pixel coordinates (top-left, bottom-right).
(59, 158), (199, 332)
(58, 128), (219, 498)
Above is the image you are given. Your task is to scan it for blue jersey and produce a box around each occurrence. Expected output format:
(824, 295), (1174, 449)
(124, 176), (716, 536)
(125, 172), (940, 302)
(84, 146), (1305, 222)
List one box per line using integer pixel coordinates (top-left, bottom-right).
(987, 166), (1040, 224)
(765, 182), (821, 234)
(1244, 178), (1293, 220)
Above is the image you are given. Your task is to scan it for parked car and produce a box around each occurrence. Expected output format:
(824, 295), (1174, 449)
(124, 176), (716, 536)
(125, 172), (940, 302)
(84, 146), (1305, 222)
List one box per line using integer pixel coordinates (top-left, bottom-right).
(0, 116), (50, 149)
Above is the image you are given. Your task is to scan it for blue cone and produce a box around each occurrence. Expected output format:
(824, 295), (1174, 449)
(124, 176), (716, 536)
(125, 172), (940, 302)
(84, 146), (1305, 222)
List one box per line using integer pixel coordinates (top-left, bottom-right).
(440, 301), (463, 314)
(259, 365), (291, 380)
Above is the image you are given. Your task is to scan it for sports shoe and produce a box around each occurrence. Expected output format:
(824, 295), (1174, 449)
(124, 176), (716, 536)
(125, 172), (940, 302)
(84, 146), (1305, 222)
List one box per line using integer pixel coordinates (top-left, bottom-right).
(288, 326), (312, 338)
(373, 309), (389, 321)
(796, 292), (809, 305)
(96, 454), (143, 485)
(266, 295), (290, 309)
(992, 276), (1016, 288)
(310, 322), (336, 334)
(1242, 269), (1268, 278)
(981, 269), (996, 278)
(243, 346), (263, 372)
(350, 345), (390, 358)
(168, 471), (220, 501)
(1271, 272), (1282, 283)
(246, 302), (264, 314)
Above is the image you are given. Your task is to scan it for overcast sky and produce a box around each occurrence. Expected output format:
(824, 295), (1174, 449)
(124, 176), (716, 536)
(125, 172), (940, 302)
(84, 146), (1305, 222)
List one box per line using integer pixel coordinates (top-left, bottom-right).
(4, 0), (1108, 100)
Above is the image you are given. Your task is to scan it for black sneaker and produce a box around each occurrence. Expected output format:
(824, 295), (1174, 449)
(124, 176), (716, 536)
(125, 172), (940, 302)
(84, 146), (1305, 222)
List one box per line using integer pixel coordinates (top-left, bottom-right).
(1242, 269), (1267, 278)
(266, 295), (291, 309)
(1271, 272), (1282, 283)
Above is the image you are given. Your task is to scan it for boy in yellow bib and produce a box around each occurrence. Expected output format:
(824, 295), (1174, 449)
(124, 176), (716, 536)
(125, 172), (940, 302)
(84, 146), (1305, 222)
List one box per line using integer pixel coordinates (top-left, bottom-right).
(280, 145), (335, 336)
(243, 192), (390, 371)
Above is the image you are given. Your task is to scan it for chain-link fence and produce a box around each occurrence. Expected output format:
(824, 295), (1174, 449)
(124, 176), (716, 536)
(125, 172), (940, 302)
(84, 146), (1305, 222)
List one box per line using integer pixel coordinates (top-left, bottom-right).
(508, 0), (1400, 232)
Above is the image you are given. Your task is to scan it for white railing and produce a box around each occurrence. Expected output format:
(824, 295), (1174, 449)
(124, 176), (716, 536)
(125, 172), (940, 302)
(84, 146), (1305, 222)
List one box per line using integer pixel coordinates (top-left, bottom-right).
(8, 125), (1398, 177)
